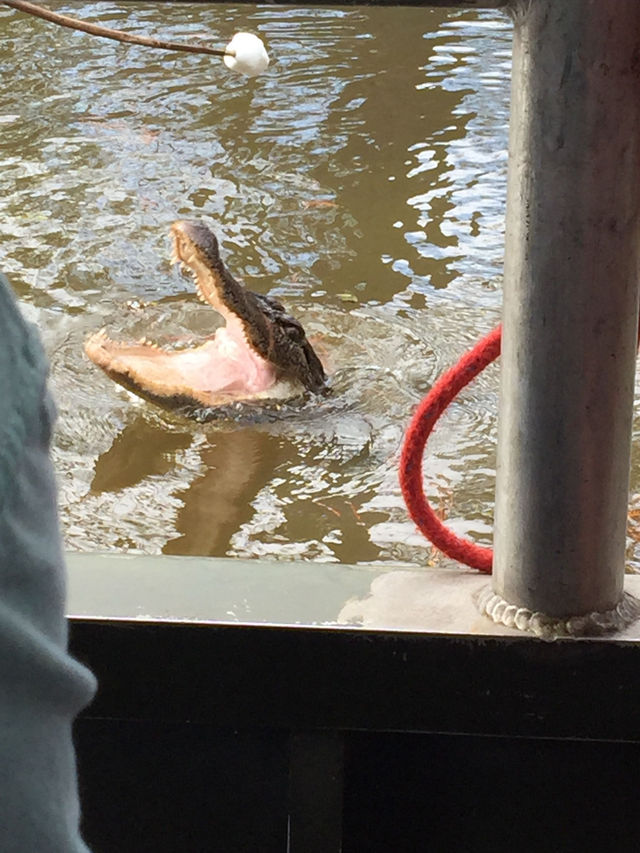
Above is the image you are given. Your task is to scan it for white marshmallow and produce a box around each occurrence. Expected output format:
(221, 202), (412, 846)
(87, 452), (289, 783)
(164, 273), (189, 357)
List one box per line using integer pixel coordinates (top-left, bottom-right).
(223, 32), (269, 77)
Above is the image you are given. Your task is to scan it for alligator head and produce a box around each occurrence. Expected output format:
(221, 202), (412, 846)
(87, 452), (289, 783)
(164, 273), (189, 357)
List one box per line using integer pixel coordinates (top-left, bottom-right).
(84, 221), (326, 413)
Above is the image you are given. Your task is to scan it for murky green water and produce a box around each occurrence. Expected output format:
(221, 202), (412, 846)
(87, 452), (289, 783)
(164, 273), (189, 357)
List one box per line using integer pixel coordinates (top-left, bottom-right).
(6, 3), (633, 570)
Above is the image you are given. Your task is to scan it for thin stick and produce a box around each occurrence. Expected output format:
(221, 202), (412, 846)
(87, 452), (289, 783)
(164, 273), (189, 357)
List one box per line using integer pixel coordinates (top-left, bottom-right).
(2, 0), (230, 57)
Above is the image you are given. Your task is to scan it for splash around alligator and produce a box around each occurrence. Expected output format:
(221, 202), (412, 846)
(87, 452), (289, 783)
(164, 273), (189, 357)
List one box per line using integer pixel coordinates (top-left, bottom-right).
(84, 221), (327, 418)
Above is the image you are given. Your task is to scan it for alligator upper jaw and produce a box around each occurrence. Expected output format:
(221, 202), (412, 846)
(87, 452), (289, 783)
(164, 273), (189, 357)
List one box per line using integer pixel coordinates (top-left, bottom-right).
(169, 224), (228, 318)
(84, 325), (305, 411)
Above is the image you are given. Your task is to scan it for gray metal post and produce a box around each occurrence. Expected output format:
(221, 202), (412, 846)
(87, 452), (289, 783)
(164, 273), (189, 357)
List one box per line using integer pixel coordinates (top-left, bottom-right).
(487, 0), (640, 633)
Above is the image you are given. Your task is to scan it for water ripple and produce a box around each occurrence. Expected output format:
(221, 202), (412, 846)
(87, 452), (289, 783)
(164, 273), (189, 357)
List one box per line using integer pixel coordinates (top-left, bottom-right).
(1, 3), (510, 563)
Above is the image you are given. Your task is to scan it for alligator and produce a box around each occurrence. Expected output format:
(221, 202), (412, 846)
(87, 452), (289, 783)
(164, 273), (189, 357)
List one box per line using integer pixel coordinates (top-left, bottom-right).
(84, 221), (326, 413)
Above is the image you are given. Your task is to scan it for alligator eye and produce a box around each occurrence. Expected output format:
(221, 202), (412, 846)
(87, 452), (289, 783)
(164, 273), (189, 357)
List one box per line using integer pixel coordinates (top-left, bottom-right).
(282, 318), (304, 340)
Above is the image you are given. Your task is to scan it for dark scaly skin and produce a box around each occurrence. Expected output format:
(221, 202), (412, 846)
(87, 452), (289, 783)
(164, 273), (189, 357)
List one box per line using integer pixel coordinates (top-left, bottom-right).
(172, 221), (326, 394)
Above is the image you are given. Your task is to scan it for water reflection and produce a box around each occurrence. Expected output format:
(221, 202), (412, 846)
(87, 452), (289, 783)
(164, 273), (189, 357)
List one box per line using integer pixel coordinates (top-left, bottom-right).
(1, 3), (515, 565)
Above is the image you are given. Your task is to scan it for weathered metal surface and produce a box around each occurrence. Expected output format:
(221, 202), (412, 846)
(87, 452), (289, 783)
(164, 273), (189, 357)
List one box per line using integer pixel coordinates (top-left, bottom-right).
(493, 0), (640, 618)
(69, 554), (640, 851)
(65, 551), (640, 637)
(69, 607), (640, 740)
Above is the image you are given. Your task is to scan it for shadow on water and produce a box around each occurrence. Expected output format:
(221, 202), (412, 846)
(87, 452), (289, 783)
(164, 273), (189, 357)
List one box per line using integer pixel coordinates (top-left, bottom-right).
(0, 3), (545, 566)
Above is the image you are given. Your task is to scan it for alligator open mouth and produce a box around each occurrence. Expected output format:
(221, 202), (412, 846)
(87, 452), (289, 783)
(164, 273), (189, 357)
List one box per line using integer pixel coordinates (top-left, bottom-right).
(84, 221), (326, 413)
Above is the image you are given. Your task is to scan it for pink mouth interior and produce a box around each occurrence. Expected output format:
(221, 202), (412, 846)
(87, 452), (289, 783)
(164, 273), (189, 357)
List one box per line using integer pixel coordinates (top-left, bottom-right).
(132, 333), (277, 394)
(88, 315), (278, 398)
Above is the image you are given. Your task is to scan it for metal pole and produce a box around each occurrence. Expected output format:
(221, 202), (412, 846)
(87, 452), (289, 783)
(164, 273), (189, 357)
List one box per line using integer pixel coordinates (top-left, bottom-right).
(489, 0), (640, 631)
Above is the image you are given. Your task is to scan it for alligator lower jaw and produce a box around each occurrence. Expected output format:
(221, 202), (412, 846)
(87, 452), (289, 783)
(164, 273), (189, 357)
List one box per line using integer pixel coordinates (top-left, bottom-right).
(84, 329), (305, 411)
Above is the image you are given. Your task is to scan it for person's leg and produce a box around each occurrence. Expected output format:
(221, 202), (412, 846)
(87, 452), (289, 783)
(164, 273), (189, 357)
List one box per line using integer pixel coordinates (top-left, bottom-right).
(0, 272), (96, 852)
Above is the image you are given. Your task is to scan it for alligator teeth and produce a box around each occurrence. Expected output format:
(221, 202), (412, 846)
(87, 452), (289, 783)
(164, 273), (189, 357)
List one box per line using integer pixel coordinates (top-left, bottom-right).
(137, 337), (161, 349)
(87, 328), (113, 347)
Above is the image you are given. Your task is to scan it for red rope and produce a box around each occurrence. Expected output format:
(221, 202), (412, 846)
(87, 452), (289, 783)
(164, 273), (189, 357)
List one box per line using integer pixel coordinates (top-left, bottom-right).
(400, 319), (640, 572)
(399, 324), (501, 573)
